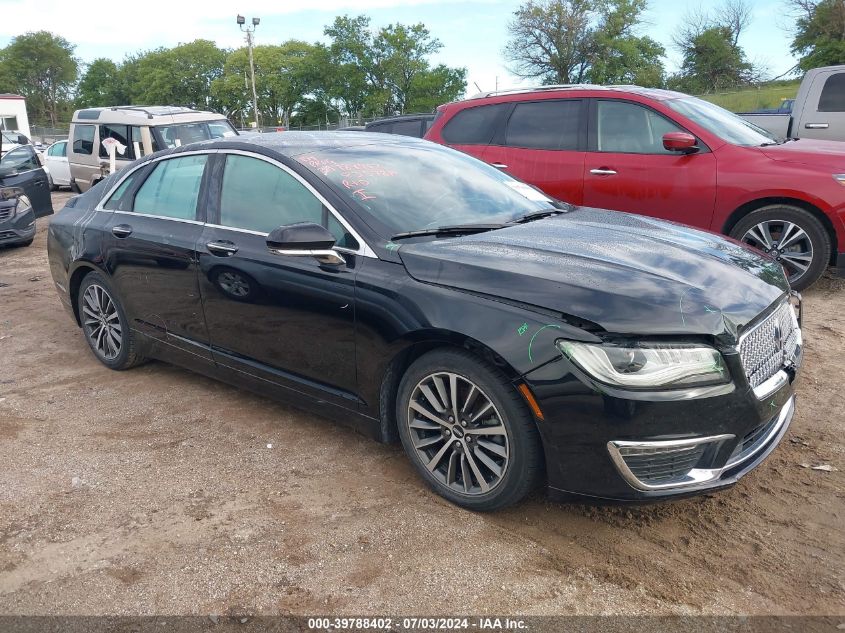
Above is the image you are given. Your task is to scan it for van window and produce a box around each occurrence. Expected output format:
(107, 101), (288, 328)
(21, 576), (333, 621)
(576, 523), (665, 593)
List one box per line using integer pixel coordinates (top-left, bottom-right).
(505, 100), (581, 150)
(72, 125), (95, 155)
(818, 73), (845, 112)
(441, 104), (508, 145)
(99, 124), (135, 160)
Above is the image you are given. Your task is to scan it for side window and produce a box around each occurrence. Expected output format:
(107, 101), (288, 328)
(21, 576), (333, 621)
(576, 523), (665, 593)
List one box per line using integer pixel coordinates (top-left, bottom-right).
(368, 122), (392, 134)
(103, 169), (147, 211)
(391, 120), (423, 137)
(219, 154), (355, 247)
(133, 155), (208, 220)
(441, 104), (508, 145)
(58, 141), (68, 157)
(505, 100), (581, 150)
(0, 146), (39, 171)
(817, 73), (845, 112)
(72, 125), (95, 155)
(99, 124), (135, 160)
(596, 100), (684, 154)
(130, 126), (148, 157)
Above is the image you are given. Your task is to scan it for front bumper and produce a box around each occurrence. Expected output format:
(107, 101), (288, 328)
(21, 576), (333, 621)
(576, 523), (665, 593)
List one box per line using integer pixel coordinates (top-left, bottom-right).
(522, 315), (801, 503)
(0, 208), (36, 246)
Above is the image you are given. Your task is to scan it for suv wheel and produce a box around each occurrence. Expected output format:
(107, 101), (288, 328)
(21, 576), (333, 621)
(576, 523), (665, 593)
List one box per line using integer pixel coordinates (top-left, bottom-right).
(396, 349), (543, 511)
(730, 205), (830, 291)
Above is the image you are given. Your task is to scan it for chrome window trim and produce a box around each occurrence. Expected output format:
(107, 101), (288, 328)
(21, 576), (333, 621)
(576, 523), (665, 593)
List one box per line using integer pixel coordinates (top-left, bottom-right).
(112, 209), (204, 226)
(218, 149), (376, 259)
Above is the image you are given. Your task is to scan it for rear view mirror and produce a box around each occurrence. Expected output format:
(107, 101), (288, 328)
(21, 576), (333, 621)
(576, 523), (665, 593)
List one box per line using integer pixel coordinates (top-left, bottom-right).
(663, 132), (699, 154)
(266, 222), (344, 266)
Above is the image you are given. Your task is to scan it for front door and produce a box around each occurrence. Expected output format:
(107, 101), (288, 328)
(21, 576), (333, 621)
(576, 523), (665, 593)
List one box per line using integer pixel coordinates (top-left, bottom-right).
(100, 154), (211, 363)
(581, 99), (717, 229)
(197, 152), (359, 409)
(0, 146), (52, 216)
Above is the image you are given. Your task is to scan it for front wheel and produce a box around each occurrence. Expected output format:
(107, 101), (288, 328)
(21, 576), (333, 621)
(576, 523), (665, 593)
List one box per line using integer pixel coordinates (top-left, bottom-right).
(396, 349), (543, 511)
(77, 272), (145, 370)
(729, 205), (831, 291)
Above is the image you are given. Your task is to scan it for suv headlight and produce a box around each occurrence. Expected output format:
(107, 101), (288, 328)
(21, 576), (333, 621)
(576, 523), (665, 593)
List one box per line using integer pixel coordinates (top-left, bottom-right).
(556, 341), (730, 389)
(14, 195), (32, 216)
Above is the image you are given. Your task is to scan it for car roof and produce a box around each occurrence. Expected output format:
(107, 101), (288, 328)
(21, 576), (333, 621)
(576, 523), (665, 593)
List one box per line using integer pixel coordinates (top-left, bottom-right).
(72, 105), (229, 124)
(366, 113), (435, 124)
(453, 84), (688, 106)
(190, 131), (433, 156)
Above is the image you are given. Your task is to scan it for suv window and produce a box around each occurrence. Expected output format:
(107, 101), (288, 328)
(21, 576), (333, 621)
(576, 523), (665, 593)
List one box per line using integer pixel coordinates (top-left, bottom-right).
(99, 124), (136, 160)
(219, 154), (357, 248)
(133, 155), (208, 220)
(0, 146), (39, 172)
(596, 100), (683, 154)
(72, 125), (95, 155)
(505, 100), (581, 150)
(391, 120), (423, 137)
(818, 73), (845, 112)
(441, 104), (508, 145)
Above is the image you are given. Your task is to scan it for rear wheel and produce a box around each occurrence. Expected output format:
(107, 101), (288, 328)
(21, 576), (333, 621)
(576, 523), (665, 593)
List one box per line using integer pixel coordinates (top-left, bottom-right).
(77, 272), (145, 370)
(396, 349), (543, 511)
(729, 205), (831, 291)
(48, 173), (57, 191)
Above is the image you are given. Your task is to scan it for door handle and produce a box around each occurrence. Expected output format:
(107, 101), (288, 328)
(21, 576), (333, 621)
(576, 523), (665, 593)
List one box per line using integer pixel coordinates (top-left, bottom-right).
(112, 224), (133, 238)
(590, 168), (618, 176)
(490, 163), (508, 169)
(805, 123), (829, 129)
(206, 240), (238, 256)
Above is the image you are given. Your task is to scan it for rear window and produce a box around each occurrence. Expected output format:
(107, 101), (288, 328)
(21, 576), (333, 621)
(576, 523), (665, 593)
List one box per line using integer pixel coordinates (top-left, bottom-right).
(505, 100), (581, 150)
(441, 104), (508, 145)
(72, 125), (95, 155)
(818, 73), (845, 112)
(391, 120), (423, 137)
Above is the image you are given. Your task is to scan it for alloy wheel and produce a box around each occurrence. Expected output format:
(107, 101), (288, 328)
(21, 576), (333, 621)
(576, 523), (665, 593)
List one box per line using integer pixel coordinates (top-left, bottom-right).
(81, 283), (122, 360)
(740, 219), (814, 283)
(406, 372), (510, 495)
(217, 271), (251, 297)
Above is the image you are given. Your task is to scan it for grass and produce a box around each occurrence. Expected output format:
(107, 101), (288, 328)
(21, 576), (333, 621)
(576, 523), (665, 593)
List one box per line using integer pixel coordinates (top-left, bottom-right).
(695, 80), (802, 112)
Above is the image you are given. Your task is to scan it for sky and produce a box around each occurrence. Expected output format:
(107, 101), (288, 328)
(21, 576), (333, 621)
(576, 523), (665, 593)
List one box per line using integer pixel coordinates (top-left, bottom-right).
(0, 0), (799, 96)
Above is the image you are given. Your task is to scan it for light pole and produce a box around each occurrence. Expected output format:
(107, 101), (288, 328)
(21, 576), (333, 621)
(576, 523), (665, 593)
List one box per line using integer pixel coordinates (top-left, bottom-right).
(237, 15), (261, 129)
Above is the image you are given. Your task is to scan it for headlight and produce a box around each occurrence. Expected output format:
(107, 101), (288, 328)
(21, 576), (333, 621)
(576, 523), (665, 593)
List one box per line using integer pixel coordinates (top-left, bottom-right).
(14, 195), (32, 215)
(556, 340), (730, 389)
(0, 186), (25, 201)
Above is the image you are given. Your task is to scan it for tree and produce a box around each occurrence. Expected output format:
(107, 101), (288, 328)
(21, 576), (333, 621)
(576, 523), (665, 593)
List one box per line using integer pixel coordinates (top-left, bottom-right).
(324, 15), (467, 118)
(789, 0), (845, 71)
(0, 31), (78, 126)
(669, 0), (760, 93)
(503, 0), (665, 87)
(128, 40), (226, 110)
(76, 58), (129, 107)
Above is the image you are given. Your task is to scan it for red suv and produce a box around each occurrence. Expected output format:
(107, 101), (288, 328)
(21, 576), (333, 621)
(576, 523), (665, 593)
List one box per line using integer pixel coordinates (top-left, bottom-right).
(425, 85), (845, 290)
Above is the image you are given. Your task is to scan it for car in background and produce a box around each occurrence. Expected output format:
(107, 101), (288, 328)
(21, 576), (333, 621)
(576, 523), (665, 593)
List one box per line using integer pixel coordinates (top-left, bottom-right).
(365, 113), (435, 138)
(740, 66), (845, 141)
(48, 132), (801, 510)
(0, 144), (53, 247)
(43, 139), (71, 190)
(0, 130), (31, 157)
(426, 84), (845, 291)
(745, 98), (794, 115)
(68, 105), (239, 193)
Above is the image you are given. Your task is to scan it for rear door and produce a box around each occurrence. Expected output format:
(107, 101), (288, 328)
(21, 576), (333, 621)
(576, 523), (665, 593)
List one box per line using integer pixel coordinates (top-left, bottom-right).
(482, 98), (587, 205)
(100, 153), (212, 366)
(46, 141), (71, 185)
(581, 99), (717, 228)
(197, 151), (360, 409)
(795, 70), (845, 141)
(0, 146), (52, 216)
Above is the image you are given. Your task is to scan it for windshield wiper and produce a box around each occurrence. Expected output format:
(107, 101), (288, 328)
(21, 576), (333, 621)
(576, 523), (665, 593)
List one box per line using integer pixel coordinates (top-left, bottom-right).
(390, 224), (507, 241)
(508, 208), (568, 224)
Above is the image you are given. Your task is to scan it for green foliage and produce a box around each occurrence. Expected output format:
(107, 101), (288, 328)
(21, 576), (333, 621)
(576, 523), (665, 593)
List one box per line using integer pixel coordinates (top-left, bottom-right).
(696, 80), (801, 112)
(791, 0), (845, 71)
(0, 30), (78, 126)
(504, 0), (665, 87)
(76, 59), (128, 108)
(671, 25), (756, 93)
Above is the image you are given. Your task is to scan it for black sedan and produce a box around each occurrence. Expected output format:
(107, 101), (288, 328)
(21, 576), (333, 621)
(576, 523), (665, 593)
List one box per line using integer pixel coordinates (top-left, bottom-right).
(47, 133), (802, 510)
(0, 144), (53, 247)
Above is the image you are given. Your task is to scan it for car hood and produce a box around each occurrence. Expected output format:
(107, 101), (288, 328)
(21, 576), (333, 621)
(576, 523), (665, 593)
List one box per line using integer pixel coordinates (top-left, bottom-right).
(398, 208), (788, 340)
(759, 138), (845, 168)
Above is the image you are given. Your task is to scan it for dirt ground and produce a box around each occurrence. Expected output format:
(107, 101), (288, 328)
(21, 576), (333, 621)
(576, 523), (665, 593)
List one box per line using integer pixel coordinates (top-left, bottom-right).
(0, 191), (843, 617)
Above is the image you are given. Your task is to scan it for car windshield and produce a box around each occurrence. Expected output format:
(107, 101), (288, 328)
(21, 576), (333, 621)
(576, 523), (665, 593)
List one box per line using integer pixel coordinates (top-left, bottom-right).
(155, 120), (237, 149)
(666, 96), (780, 146)
(294, 143), (558, 238)
(1, 131), (19, 144)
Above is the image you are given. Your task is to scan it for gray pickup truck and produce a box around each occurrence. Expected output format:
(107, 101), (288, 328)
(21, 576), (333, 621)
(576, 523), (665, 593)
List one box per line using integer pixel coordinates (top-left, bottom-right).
(740, 65), (845, 141)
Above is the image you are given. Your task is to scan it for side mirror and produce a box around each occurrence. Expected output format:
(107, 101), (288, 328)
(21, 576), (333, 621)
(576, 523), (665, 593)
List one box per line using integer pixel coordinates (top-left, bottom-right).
(663, 132), (699, 154)
(266, 222), (345, 266)
(17, 135), (28, 145)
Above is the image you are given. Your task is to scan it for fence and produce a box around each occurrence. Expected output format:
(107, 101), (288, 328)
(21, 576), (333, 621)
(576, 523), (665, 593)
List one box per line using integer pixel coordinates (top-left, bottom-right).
(30, 125), (69, 145)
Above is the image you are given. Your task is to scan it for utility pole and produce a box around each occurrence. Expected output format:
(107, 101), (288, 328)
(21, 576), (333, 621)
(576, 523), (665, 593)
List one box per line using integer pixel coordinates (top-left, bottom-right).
(237, 15), (261, 130)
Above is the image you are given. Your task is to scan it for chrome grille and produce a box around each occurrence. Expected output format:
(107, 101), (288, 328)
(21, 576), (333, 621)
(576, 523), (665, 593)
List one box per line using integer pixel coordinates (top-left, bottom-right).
(738, 301), (800, 389)
(0, 208), (12, 222)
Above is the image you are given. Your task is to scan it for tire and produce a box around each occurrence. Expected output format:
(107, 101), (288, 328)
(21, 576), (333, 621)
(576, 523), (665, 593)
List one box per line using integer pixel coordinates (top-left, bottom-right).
(70, 179), (81, 194)
(729, 205), (830, 291)
(396, 348), (543, 511)
(77, 271), (145, 370)
(48, 173), (57, 191)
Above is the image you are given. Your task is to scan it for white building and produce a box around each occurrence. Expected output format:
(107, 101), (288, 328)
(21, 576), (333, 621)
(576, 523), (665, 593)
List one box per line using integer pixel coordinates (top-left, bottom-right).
(0, 94), (30, 138)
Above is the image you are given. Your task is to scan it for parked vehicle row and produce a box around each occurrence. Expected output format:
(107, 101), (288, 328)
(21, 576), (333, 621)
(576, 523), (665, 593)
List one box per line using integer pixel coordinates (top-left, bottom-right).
(48, 133), (803, 510)
(424, 84), (845, 291)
